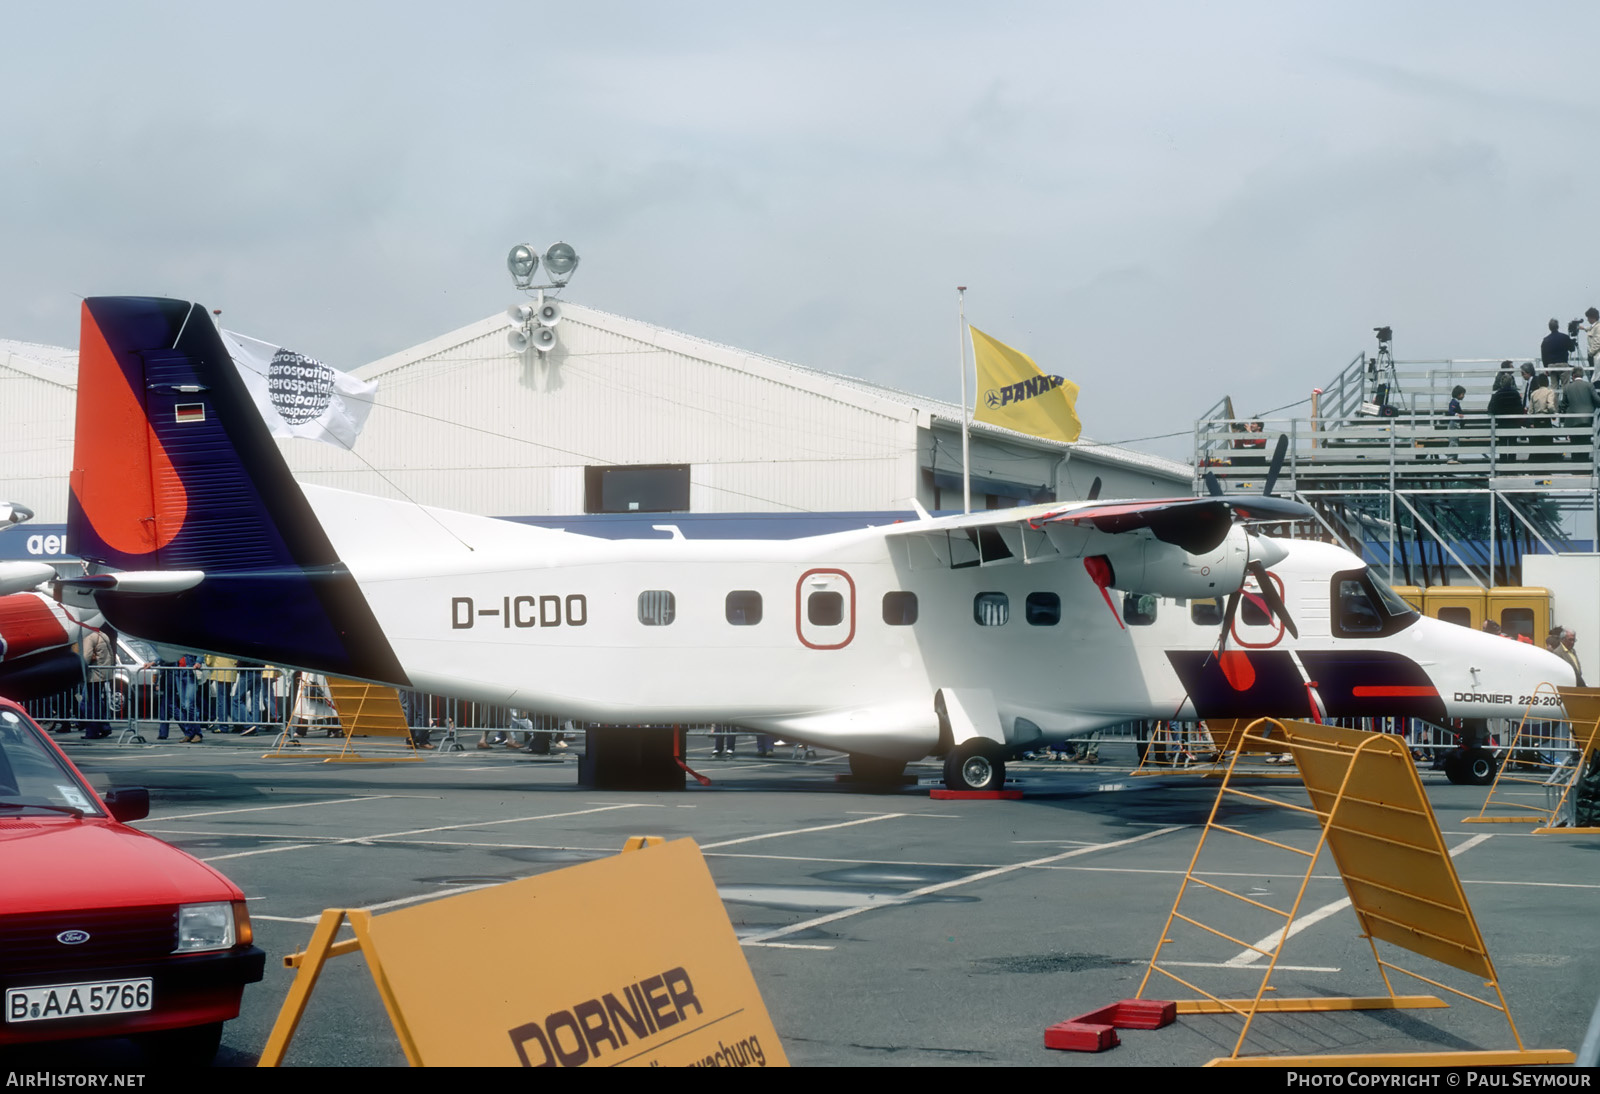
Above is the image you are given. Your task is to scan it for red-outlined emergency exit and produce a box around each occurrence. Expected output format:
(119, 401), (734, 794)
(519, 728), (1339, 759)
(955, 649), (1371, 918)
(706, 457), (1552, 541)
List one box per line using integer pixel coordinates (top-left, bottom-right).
(796, 569), (855, 650)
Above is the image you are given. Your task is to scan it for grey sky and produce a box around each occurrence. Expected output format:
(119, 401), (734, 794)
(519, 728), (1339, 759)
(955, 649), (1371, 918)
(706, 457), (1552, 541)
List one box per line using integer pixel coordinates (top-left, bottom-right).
(4, 2), (1596, 461)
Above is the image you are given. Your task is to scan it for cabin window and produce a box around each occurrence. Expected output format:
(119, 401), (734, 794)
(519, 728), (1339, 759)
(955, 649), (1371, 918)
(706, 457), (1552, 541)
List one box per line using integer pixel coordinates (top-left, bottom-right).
(974, 592), (1009, 626)
(1437, 606), (1472, 628)
(1123, 593), (1157, 626)
(585, 464), (690, 514)
(882, 591), (918, 626)
(1025, 592), (1060, 626)
(808, 591), (844, 627)
(638, 590), (676, 626)
(1191, 598), (1224, 626)
(725, 591), (762, 625)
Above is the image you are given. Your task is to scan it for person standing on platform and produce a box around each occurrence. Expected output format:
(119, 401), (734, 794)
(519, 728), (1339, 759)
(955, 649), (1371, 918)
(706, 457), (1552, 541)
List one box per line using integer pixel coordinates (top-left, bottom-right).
(1579, 308), (1600, 377)
(1488, 372), (1523, 462)
(1529, 371), (1558, 461)
(1561, 366), (1598, 464)
(1446, 385), (1467, 460)
(1542, 318), (1576, 374)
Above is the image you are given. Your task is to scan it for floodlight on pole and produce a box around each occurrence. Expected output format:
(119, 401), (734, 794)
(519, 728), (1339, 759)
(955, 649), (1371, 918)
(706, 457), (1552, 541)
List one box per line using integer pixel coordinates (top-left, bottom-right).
(507, 244), (539, 290)
(543, 242), (579, 285)
(506, 239), (582, 360)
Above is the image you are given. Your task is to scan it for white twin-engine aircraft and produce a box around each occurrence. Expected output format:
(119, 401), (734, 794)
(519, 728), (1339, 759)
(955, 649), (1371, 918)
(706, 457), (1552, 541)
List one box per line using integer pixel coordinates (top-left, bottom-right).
(63, 298), (1570, 790)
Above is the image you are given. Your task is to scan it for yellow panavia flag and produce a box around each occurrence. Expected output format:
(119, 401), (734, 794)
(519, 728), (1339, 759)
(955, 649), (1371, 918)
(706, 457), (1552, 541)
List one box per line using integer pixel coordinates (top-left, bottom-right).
(970, 325), (1082, 443)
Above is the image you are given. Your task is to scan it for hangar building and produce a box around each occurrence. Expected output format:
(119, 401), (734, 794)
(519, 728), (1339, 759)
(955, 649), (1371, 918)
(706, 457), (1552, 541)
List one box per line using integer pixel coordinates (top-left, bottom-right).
(1, 304), (1190, 548)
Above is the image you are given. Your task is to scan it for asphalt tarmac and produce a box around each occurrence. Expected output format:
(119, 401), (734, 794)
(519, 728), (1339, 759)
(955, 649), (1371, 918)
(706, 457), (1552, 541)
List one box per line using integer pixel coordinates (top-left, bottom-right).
(11, 731), (1600, 1069)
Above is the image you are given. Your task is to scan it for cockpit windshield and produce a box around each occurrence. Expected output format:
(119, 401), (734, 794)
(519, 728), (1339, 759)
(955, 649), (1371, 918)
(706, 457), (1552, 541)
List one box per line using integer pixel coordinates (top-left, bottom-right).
(1330, 568), (1419, 639)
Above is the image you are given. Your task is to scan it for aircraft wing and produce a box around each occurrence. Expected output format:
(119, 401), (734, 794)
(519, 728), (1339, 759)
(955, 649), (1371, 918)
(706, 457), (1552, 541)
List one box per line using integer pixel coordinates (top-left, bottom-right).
(884, 494), (1313, 570)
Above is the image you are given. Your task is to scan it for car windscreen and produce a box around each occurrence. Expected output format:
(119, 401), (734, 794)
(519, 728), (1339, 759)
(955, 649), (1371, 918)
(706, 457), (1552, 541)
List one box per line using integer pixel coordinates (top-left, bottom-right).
(0, 707), (103, 817)
(120, 637), (158, 665)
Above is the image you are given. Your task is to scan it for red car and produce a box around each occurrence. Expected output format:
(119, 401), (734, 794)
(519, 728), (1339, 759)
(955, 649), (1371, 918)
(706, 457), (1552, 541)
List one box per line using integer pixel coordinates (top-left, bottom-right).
(0, 697), (264, 1063)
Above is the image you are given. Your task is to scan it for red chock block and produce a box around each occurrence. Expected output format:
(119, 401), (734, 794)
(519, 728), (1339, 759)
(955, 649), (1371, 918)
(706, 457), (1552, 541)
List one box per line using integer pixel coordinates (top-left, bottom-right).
(1044, 1019), (1118, 1052)
(1044, 999), (1176, 1053)
(929, 789), (1024, 800)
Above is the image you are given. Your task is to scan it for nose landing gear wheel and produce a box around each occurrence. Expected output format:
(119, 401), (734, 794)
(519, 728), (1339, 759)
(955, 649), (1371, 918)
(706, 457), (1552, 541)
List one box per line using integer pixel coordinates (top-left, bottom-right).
(1442, 746), (1499, 786)
(943, 740), (1006, 792)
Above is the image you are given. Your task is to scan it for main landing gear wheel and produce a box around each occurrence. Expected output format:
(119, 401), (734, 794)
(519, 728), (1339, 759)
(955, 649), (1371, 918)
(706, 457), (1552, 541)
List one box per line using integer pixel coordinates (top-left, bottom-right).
(1443, 747), (1498, 786)
(848, 754), (907, 782)
(943, 740), (1006, 792)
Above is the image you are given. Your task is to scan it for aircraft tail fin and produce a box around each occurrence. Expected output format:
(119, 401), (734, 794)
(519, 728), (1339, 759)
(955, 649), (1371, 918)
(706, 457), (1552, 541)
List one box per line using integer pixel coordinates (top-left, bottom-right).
(67, 297), (406, 684)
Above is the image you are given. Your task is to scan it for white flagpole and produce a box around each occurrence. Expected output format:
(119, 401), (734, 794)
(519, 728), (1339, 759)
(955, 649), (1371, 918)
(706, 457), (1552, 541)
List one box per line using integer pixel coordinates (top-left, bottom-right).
(957, 286), (971, 515)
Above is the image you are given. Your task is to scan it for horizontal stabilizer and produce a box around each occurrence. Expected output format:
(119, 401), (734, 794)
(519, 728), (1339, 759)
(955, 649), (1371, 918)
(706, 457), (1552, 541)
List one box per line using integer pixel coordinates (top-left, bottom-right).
(57, 571), (205, 594)
(0, 562), (55, 596)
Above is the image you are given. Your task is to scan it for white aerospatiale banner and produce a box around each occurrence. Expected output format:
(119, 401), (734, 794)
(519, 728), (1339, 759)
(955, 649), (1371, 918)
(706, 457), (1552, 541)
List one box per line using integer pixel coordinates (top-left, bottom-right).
(218, 327), (378, 449)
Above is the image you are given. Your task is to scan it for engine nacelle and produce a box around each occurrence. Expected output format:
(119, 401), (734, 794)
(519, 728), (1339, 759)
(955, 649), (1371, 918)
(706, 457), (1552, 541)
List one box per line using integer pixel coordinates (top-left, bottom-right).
(1097, 524), (1248, 599)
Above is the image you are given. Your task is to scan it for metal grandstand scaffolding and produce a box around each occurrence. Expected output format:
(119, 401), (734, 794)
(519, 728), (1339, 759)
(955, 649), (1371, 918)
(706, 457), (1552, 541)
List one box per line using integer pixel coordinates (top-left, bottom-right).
(1196, 352), (1599, 587)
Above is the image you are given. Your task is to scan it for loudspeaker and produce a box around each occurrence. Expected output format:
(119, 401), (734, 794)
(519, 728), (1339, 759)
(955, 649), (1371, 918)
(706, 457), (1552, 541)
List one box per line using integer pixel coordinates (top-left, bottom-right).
(508, 328), (533, 353)
(507, 303), (536, 325)
(536, 299), (562, 327)
(531, 326), (558, 352)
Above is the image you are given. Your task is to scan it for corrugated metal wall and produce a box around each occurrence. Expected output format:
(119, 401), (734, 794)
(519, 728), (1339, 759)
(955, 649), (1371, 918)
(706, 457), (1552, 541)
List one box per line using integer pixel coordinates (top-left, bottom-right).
(0, 356), (76, 523)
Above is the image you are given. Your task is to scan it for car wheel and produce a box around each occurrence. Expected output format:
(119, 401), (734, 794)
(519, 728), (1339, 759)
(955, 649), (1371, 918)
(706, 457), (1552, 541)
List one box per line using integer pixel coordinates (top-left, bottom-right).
(943, 740), (1005, 792)
(140, 1021), (223, 1066)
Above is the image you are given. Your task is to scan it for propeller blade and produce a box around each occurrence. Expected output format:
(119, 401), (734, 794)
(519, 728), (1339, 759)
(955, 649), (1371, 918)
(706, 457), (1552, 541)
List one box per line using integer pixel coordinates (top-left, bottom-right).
(1087, 476), (1102, 501)
(1218, 588), (1241, 653)
(1247, 559), (1298, 639)
(1202, 471), (1223, 497)
(1263, 434), (1288, 497)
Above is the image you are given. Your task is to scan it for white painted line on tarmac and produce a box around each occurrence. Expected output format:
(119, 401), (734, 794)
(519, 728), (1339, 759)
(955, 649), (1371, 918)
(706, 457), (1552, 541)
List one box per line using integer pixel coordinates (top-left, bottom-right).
(153, 794), (426, 821)
(145, 831), (1008, 870)
(1222, 833), (1493, 968)
(738, 826), (1184, 947)
(198, 803), (657, 863)
(249, 881), (509, 925)
(1460, 878), (1600, 889)
(744, 941), (836, 951)
(701, 812), (915, 850)
(846, 810), (957, 818)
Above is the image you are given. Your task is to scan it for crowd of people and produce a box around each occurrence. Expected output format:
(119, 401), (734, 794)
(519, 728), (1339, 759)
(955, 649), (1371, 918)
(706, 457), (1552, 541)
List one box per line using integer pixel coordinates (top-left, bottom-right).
(1453, 314), (1600, 463)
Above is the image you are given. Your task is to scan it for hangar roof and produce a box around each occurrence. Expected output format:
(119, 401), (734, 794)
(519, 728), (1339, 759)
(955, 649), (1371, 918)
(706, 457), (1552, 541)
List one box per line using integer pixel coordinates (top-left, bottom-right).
(3, 304), (1192, 485)
(360, 301), (1193, 484)
(0, 340), (78, 387)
